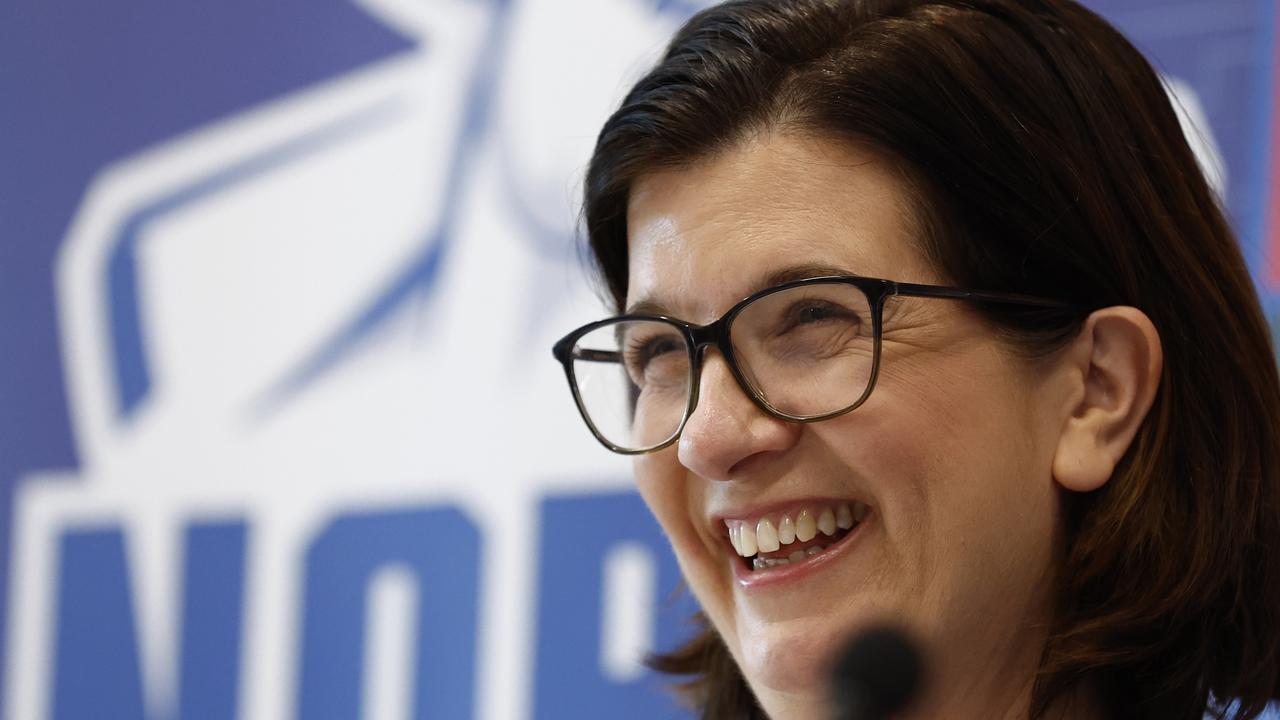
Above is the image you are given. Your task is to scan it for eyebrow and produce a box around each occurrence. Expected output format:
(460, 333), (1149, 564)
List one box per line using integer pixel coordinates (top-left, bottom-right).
(624, 262), (856, 316)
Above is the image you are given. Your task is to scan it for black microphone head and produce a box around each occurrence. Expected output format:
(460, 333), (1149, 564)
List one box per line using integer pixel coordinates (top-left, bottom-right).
(829, 625), (922, 720)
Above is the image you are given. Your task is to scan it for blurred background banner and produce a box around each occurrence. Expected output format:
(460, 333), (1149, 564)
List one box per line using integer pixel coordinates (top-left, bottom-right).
(0, 1), (1273, 718)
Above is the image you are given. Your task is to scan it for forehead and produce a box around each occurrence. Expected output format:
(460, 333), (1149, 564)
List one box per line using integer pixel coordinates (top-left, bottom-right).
(624, 132), (935, 321)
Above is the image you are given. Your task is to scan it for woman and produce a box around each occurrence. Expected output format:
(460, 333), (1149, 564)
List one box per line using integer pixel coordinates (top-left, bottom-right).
(552, 0), (1280, 718)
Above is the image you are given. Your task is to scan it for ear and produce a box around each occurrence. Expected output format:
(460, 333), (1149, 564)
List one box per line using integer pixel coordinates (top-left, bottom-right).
(1052, 307), (1163, 493)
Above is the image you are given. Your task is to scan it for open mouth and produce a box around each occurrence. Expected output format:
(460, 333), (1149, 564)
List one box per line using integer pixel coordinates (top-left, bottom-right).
(725, 502), (868, 572)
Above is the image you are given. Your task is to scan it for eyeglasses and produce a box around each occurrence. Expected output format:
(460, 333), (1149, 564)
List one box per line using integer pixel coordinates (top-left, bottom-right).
(552, 275), (1077, 455)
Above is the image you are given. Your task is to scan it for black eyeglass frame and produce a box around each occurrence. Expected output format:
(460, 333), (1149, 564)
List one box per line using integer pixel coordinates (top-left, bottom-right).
(552, 275), (1080, 455)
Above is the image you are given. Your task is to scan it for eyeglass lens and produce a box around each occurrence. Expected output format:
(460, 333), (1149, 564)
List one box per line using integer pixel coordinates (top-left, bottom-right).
(569, 281), (877, 452)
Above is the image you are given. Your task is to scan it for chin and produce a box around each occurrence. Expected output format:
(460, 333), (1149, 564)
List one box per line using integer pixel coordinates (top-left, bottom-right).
(735, 612), (844, 695)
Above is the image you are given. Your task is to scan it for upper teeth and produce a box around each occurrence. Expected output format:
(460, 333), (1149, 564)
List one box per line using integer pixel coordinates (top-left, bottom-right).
(726, 502), (867, 558)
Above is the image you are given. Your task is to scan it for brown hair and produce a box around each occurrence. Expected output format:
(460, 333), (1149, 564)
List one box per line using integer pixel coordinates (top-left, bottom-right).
(581, 0), (1280, 718)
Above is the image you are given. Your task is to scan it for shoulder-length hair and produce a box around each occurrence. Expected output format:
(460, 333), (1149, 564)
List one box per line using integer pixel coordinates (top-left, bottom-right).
(581, 1), (1280, 718)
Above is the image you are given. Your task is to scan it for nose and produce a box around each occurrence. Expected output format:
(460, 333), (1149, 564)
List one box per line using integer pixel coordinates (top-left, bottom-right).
(676, 350), (801, 481)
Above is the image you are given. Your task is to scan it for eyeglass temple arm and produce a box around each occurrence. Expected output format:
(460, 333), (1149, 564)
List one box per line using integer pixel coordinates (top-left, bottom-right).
(891, 282), (1078, 309)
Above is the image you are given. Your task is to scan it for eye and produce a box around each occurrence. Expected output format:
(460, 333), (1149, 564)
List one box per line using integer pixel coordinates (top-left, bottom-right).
(797, 305), (840, 323)
(783, 300), (860, 329)
(624, 335), (683, 374)
(635, 336), (681, 360)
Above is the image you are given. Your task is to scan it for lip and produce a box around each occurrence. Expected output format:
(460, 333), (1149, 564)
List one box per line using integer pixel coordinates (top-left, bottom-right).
(731, 509), (871, 590)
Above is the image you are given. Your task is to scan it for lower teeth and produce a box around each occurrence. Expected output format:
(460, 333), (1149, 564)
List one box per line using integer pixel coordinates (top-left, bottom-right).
(752, 543), (828, 570)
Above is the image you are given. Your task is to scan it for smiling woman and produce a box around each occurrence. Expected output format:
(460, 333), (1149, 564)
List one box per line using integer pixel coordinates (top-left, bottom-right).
(553, 1), (1280, 719)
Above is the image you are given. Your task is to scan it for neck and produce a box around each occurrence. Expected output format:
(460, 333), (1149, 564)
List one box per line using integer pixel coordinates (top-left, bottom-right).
(901, 634), (1104, 720)
(755, 675), (1105, 720)
(752, 627), (1107, 720)
(903, 654), (1107, 720)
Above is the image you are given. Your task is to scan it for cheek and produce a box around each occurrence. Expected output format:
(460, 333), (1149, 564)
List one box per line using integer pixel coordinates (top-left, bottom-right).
(633, 453), (685, 531)
(633, 454), (711, 579)
(827, 360), (1060, 630)
(632, 453), (739, 634)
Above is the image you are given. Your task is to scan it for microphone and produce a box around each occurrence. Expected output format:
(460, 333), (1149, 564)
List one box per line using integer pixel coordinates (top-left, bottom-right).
(829, 625), (923, 720)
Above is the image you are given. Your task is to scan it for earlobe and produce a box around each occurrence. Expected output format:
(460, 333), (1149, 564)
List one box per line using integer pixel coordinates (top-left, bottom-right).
(1052, 307), (1163, 493)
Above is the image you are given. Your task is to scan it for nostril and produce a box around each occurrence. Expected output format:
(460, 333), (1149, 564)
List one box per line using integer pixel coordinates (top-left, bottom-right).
(726, 448), (787, 477)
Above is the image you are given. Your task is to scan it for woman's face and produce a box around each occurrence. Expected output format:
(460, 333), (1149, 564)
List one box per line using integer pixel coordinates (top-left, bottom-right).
(625, 133), (1069, 717)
